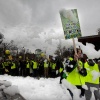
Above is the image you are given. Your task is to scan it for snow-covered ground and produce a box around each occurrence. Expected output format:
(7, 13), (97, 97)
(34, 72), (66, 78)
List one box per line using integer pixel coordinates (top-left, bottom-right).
(0, 75), (87, 100)
(1, 74), (99, 100)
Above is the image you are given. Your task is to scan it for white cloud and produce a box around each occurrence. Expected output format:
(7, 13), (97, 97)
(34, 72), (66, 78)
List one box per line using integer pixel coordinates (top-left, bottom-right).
(0, 0), (100, 58)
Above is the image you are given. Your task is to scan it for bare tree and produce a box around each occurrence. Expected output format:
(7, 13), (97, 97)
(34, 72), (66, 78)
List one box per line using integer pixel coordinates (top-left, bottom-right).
(0, 32), (4, 44)
(55, 44), (67, 58)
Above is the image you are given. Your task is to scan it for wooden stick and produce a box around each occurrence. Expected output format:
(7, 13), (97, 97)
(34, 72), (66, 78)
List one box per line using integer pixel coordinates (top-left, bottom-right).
(72, 38), (77, 55)
(72, 38), (80, 70)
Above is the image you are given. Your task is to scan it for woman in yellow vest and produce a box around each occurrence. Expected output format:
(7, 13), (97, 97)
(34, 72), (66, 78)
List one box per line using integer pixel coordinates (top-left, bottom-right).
(66, 48), (87, 99)
(84, 59), (100, 100)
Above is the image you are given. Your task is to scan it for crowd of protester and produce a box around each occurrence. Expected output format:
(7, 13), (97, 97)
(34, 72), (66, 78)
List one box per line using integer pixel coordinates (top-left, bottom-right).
(0, 56), (63, 78)
(0, 48), (100, 100)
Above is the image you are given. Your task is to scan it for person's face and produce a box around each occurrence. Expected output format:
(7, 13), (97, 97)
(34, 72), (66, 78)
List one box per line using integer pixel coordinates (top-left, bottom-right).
(77, 50), (82, 59)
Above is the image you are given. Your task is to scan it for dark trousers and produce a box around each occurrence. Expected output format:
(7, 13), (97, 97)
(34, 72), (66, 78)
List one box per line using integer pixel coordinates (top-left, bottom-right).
(20, 68), (26, 76)
(60, 72), (63, 84)
(76, 85), (85, 97)
(51, 69), (56, 78)
(33, 69), (38, 77)
(0, 69), (5, 75)
(26, 68), (30, 76)
(11, 68), (17, 76)
(67, 85), (85, 99)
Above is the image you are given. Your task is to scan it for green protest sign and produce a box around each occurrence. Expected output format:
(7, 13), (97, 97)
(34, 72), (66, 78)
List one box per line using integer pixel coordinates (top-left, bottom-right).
(60, 9), (81, 39)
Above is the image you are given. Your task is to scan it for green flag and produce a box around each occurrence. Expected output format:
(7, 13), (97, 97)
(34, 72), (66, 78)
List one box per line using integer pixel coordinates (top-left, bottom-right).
(60, 9), (82, 39)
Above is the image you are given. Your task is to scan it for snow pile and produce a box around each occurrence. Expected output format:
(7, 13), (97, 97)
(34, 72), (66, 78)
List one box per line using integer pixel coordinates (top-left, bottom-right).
(3, 85), (19, 96)
(0, 80), (25, 100)
(0, 80), (12, 87)
(1, 75), (99, 100)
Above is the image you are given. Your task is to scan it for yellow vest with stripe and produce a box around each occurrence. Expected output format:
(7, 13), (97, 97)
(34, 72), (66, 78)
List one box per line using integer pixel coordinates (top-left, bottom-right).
(32, 61), (38, 69)
(84, 62), (99, 84)
(11, 63), (16, 69)
(66, 59), (86, 85)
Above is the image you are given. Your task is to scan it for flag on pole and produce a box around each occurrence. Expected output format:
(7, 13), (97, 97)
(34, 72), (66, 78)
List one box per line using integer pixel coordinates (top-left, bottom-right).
(60, 9), (82, 39)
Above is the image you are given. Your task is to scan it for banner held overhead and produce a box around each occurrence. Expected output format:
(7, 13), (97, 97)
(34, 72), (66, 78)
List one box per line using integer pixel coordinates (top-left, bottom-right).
(60, 9), (81, 39)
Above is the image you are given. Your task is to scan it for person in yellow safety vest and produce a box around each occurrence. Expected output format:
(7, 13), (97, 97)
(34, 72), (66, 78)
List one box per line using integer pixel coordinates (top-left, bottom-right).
(51, 59), (56, 78)
(84, 59), (100, 100)
(58, 58), (66, 84)
(11, 60), (16, 76)
(3, 59), (12, 75)
(65, 48), (87, 99)
(59, 57), (75, 84)
(26, 60), (30, 76)
(31, 59), (38, 78)
(44, 59), (49, 78)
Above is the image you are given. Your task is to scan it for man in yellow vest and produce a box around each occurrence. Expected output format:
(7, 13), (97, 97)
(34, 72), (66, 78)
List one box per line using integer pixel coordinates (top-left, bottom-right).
(31, 58), (38, 78)
(84, 59), (100, 100)
(66, 48), (87, 99)
(26, 59), (30, 76)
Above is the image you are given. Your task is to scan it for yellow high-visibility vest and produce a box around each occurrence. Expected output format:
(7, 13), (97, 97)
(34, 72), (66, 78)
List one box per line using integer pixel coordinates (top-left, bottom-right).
(66, 60), (86, 85)
(59, 67), (63, 73)
(84, 62), (99, 84)
(44, 62), (49, 68)
(26, 61), (30, 68)
(11, 63), (16, 69)
(32, 61), (38, 69)
(69, 57), (73, 61)
(52, 63), (56, 69)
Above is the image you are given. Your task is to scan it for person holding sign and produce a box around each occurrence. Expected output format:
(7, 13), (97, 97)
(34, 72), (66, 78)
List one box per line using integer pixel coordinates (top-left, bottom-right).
(59, 9), (88, 99)
(65, 48), (87, 99)
(59, 9), (87, 99)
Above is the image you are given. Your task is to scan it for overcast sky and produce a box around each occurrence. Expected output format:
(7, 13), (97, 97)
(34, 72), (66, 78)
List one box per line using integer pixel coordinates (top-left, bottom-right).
(0, 0), (100, 57)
